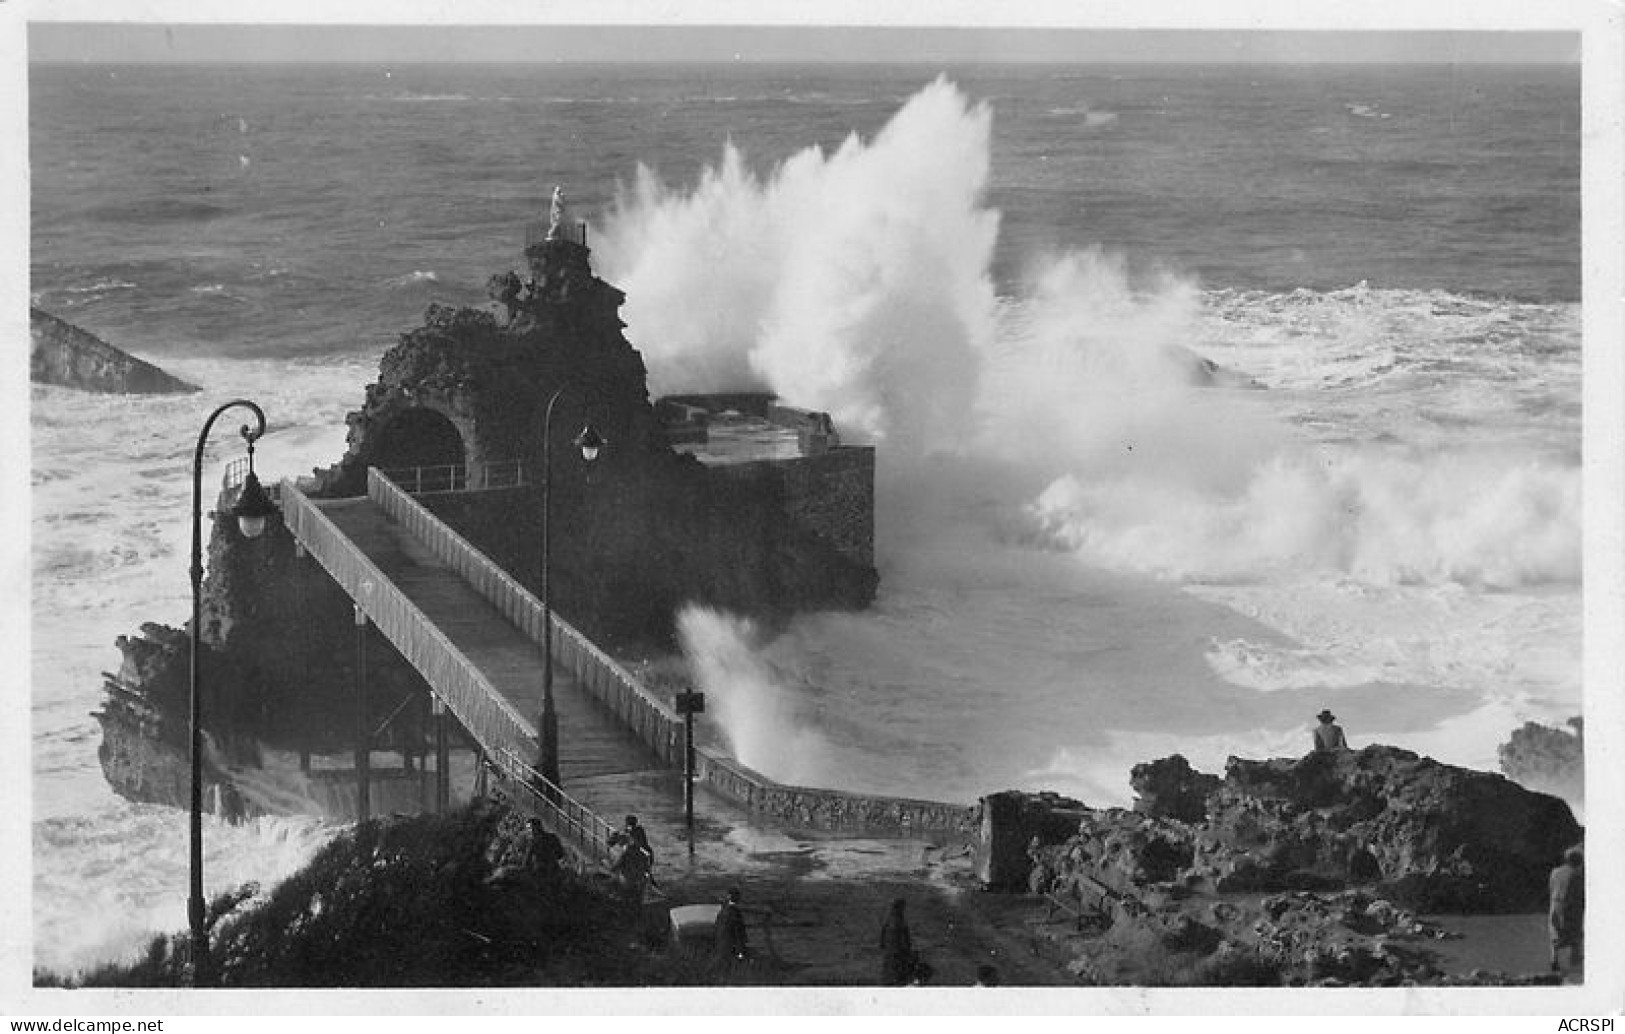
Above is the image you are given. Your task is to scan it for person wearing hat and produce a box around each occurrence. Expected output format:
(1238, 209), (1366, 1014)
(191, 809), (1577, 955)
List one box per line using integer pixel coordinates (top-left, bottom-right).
(1313, 709), (1349, 753)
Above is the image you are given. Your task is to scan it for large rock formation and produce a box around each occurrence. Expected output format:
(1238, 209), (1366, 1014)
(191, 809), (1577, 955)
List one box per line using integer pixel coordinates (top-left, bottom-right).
(1023, 746), (1580, 914)
(97, 206), (878, 815)
(307, 229), (877, 643)
(1009, 746), (1581, 985)
(30, 307), (198, 394)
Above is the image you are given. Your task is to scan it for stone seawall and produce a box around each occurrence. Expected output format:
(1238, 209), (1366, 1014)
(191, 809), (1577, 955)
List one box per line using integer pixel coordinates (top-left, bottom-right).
(693, 749), (977, 838)
(710, 447), (876, 568)
(542, 619), (973, 838)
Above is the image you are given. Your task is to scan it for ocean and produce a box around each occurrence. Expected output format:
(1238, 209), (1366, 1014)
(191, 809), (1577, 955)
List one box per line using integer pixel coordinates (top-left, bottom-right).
(28, 61), (1581, 975)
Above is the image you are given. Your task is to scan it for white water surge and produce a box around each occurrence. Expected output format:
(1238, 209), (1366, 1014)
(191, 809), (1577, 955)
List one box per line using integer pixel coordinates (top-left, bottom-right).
(596, 79), (1580, 808)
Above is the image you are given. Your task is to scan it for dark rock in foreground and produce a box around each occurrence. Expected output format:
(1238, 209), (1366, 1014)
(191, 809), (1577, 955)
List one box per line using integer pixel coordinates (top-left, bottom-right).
(1005, 746), (1581, 985)
(30, 307), (199, 394)
(1023, 746), (1580, 914)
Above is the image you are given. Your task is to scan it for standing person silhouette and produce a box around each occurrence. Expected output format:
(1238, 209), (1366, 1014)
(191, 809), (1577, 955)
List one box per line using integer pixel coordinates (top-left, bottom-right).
(1549, 847), (1584, 975)
(612, 815), (656, 910)
(1312, 709), (1349, 753)
(714, 887), (749, 965)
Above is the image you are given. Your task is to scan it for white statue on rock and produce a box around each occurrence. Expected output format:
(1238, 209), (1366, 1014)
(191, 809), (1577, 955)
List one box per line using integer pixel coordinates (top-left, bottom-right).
(546, 185), (568, 241)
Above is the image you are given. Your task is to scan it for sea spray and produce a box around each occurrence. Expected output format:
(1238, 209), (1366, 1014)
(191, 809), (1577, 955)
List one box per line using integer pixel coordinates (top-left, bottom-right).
(1023, 438), (1580, 588)
(594, 76), (1580, 810)
(675, 606), (835, 786)
(32, 802), (337, 978)
(600, 76), (999, 452)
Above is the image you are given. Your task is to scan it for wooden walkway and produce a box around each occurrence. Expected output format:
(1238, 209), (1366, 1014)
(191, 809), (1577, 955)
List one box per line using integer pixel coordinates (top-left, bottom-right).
(314, 496), (664, 785)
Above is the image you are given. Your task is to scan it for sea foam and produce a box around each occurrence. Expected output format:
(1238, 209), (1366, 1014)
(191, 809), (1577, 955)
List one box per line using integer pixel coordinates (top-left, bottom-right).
(600, 78), (1579, 803)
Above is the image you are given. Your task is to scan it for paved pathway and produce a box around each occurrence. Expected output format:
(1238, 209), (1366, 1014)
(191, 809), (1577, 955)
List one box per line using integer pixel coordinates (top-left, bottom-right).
(317, 496), (661, 784)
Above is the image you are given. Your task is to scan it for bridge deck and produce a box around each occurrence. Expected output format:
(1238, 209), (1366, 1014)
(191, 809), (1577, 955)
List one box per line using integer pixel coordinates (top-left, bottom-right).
(314, 496), (662, 784)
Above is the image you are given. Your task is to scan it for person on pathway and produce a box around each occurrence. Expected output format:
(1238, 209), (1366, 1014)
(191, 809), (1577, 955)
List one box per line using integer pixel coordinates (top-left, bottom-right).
(714, 887), (749, 965)
(611, 815), (655, 910)
(879, 898), (916, 986)
(1312, 709), (1350, 753)
(1549, 847), (1585, 974)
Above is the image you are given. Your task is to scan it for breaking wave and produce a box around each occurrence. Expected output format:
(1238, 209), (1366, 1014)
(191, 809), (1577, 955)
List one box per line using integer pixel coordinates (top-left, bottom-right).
(619, 76), (1579, 794)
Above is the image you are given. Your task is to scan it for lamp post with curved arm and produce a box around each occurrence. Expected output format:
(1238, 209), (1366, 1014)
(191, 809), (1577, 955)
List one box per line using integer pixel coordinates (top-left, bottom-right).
(537, 387), (603, 790)
(188, 399), (277, 986)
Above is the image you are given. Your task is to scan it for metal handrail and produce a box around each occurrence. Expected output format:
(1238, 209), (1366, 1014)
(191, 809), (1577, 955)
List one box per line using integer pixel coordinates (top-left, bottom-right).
(222, 456), (282, 499)
(281, 475), (621, 863)
(278, 479), (536, 762)
(489, 748), (617, 868)
(377, 460), (530, 495)
(366, 467), (684, 766)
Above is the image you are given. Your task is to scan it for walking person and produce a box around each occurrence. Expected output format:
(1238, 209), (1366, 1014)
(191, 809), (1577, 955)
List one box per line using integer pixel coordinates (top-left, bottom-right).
(714, 887), (749, 966)
(1549, 847), (1584, 976)
(879, 897), (916, 986)
(611, 815), (655, 912)
(1312, 709), (1349, 753)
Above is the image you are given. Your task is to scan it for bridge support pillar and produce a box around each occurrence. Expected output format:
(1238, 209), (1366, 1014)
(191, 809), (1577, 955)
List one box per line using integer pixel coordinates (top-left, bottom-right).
(416, 690), (430, 812)
(354, 604), (370, 823)
(433, 693), (450, 813)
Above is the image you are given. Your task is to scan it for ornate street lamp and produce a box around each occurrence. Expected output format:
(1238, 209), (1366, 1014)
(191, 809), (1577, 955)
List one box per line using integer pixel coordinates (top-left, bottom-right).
(188, 399), (275, 986)
(537, 387), (603, 790)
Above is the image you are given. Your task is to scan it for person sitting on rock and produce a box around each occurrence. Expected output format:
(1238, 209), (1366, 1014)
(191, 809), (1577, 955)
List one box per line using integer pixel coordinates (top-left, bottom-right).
(1549, 846), (1584, 974)
(1312, 709), (1350, 753)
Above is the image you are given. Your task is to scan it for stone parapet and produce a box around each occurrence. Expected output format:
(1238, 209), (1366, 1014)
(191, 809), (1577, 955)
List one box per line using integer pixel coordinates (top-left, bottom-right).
(694, 749), (975, 838)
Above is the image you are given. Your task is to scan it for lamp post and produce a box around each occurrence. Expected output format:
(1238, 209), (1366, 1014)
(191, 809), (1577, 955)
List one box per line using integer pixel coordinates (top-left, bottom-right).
(674, 689), (705, 855)
(189, 400), (277, 987)
(537, 387), (604, 790)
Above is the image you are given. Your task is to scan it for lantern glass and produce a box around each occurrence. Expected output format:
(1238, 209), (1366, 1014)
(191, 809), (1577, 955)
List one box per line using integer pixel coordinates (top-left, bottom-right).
(232, 471), (278, 539)
(575, 425), (605, 463)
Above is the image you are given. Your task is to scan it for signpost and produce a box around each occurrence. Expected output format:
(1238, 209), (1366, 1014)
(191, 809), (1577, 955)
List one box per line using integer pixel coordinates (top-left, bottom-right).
(674, 690), (706, 853)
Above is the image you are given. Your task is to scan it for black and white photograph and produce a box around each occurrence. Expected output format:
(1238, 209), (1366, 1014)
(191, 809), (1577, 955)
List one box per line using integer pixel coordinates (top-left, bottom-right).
(5, 0), (1621, 1020)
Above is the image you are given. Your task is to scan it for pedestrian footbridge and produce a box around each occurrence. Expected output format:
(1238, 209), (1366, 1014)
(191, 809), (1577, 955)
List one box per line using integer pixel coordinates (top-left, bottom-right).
(277, 467), (686, 866)
(266, 465), (971, 878)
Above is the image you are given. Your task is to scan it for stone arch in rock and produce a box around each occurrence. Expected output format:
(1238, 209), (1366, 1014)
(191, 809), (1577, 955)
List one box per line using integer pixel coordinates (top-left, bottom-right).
(367, 405), (469, 477)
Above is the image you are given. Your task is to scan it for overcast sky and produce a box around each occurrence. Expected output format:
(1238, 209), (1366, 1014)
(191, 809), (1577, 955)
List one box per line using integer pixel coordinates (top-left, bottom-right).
(25, 22), (1582, 66)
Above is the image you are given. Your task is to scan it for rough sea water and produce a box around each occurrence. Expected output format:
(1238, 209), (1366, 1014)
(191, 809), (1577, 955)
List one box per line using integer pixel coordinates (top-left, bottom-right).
(28, 62), (1580, 975)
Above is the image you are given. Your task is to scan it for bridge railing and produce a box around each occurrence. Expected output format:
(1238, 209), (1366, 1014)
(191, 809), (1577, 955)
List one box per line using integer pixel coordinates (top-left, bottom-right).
(278, 478), (537, 763)
(378, 460), (529, 495)
(366, 467), (685, 766)
(487, 748), (618, 869)
(221, 456), (285, 501)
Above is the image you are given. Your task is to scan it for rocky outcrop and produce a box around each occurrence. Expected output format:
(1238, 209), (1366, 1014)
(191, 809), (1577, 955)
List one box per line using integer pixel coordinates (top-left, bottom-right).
(1130, 754), (1220, 824)
(98, 209), (879, 814)
(1011, 746), (1581, 985)
(308, 230), (875, 643)
(30, 307), (198, 394)
(1024, 746), (1580, 914)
